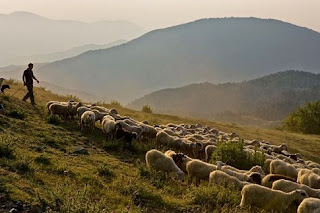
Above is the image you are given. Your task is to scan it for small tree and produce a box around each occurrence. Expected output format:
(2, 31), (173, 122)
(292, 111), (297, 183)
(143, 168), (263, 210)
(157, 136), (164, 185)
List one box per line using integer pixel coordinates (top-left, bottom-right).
(142, 105), (152, 113)
(284, 101), (320, 134)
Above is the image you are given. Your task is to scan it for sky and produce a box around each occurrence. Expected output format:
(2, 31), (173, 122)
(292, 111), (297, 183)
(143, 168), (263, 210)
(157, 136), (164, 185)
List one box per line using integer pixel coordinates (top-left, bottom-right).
(0, 0), (320, 31)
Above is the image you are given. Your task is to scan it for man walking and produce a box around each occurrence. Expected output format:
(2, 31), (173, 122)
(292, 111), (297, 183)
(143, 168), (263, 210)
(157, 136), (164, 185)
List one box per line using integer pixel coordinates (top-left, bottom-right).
(22, 63), (39, 105)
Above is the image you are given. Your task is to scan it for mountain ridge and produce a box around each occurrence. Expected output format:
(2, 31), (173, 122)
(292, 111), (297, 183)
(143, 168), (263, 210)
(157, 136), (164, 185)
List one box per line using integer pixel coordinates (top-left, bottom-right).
(37, 17), (320, 103)
(127, 70), (320, 122)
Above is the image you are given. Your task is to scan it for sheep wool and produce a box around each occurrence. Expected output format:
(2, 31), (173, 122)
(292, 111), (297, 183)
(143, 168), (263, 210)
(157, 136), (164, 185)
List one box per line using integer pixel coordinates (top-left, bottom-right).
(270, 159), (298, 180)
(209, 170), (248, 190)
(186, 159), (218, 186)
(272, 179), (320, 199)
(145, 149), (184, 181)
(240, 184), (308, 212)
(297, 198), (320, 213)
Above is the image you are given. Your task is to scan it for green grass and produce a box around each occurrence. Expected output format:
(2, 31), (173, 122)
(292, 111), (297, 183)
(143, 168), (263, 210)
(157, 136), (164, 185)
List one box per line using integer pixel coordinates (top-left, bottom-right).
(0, 81), (319, 212)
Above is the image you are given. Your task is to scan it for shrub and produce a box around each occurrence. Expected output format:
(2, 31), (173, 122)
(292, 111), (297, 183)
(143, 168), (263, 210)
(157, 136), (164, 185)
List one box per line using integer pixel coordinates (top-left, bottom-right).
(46, 115), (61, 125)
(34, 155), (51, 165)
(131, 186), (164, 208)
(284, 101), (320, 134)
(0, 142), (15, 159)
(211, 140), (265, 170)
(141, 105), (153, 113)
(190, 185), (241, 210)
(7, 109), (26, 120)
(96, 164), (115, 180)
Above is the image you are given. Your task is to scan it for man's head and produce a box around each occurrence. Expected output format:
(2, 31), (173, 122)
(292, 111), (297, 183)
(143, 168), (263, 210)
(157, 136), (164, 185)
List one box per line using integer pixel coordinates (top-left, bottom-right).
(28, 63), (34, 69)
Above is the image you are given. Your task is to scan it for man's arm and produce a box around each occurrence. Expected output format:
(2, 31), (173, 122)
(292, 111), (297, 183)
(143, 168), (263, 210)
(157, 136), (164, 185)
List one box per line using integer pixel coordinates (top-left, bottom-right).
(32, 71), (39, 83)
(22, 71), (26, 85)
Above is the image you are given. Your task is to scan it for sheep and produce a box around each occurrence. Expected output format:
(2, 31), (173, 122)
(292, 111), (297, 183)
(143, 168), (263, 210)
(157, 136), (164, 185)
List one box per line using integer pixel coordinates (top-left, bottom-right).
(46, 101), (59, 114)
(240, 184), (308, 212)
(308, 162), (320, 169)
(270, 159), (298, 180)
(163, 128), (179, 137)
(156, 131), (182, 150)
(68, 102), (83, 120)
(297, 198), (320, 213)
(205, 145), (217, 162)
(298, 169), (320, 189)
(220, 165), (265, 176)
(186, 159), (222, 186)
(220, 168), (262, 184)
(101, 115), (116, 141)
(49, 102), (73, 120)
(209, 170), (249, 190)
(270, 143), (288, 153)
(312, 168), (320, 175)
(116, 120), (143, 136)
(114, 123), (137, 151)
(80, 111), (95, 132)
(272, 179), (320, 199)
(139, 123), (158, 140)
(261, 174), (296, 188)
(165, 150), (193, 173)
(145, 149), (184, 181)
(91, 109), (108, 123)
(90, 105), (108, 113)
(77, 106), (91, 120)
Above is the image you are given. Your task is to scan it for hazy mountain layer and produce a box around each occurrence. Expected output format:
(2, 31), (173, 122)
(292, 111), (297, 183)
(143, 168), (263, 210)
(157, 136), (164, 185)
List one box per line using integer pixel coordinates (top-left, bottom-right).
(128, 71), (320, 121)
(37, 18), (320, 103)
(0, 11), (141, 66)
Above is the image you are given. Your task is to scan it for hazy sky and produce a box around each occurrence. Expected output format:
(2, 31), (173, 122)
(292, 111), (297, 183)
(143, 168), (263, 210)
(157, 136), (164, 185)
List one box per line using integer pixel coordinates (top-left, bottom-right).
(0, 0), (320, 31)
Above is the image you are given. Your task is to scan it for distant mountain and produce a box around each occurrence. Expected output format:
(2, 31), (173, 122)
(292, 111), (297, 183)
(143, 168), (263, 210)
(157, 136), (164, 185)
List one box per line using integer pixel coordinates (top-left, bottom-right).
(37, 18), (320, 103)
(0, 11), (142, 66)
(9, 40), (127, 64)
(127, 71), (320, 121)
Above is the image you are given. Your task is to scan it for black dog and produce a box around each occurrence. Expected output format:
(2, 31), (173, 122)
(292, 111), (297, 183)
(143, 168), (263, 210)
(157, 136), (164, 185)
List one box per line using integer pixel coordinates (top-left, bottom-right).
(1, 84), (10, 93)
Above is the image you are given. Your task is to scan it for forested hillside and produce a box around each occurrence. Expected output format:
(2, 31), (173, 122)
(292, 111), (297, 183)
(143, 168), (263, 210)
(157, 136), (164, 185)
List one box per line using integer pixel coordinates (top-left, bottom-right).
(128, 70), (320, 121)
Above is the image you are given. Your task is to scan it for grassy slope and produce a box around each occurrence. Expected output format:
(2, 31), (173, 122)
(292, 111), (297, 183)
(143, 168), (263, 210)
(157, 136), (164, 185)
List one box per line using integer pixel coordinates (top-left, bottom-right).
(1, 81), (320, 212)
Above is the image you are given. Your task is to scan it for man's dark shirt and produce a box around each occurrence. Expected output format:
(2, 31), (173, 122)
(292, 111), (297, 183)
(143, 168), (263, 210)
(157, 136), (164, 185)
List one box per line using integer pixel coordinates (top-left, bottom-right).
(23, 69), (34, 85)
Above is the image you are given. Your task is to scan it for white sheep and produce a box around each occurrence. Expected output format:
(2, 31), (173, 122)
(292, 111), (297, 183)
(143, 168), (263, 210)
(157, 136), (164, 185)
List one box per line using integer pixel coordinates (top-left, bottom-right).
(77, 106), (91, 120)
(220, 167), (262, 184)
(312, 168), (320, 175)
(205, 145), (217, 162)
(186, 159), (221, 186)
(49, 102), (72, 120)
(240, 184), (308, 212)
(156, 131), (182, 150)
(90, 105), (108, 113)
(80, 111), (95, 132)
(101, 115), (116, 140)
(270, 159), (298, 180)
(297, 198), (320, 213)
(91, 109), (108, 123)
(220, 165), (265, 176)
(272, 179), (320, 199)
(298, 169), (320, 189)
(145, 149), (184, 181)
(209, 170), (249, 190)
(261, 174), (297, 188)
(116, 120), (143, 135)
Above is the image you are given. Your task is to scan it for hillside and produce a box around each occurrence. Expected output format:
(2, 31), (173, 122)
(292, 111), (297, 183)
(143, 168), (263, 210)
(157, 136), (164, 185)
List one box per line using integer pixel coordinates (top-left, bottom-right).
(128, 70), (320, 122)
(0, 11), (141, 66)
(1, 81), (320, 212)
(36, 17), (320, 103)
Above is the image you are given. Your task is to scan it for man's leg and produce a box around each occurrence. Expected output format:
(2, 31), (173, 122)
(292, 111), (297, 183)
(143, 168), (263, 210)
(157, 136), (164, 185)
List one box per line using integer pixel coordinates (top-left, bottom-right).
(22, 89), (30, 102)
(28, 85), (36, 105)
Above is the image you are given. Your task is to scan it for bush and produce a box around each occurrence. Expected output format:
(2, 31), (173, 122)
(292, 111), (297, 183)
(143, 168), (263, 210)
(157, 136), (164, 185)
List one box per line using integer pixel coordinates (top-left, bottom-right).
(46, 115), (61, 125)
(96, 164), (115, 180)
(0, 142), (15, 159)
(34, 155), (51, 165)
(7, 109), (26, 120)
(211, 140), (265, 170)
(284, 101), (320, 134)
(141, 105), (153, 113)
(190, 185), (241, 210)
(110, 100), (122, 108)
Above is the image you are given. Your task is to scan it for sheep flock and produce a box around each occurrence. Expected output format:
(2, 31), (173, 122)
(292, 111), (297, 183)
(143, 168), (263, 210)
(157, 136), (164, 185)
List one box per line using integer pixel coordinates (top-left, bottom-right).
(47, 100), (320, 212)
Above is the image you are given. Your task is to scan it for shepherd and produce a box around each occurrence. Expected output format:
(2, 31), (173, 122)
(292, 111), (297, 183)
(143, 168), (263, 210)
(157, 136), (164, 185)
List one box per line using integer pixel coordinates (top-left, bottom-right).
(22, 63), (39, 105)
